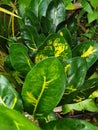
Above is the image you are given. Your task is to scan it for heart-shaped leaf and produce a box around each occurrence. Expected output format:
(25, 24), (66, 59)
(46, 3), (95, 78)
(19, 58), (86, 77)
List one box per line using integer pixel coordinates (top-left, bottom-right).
(0, 75), (23, 112)
(0, 105), (41, 130)
(22, 57), (66, 118)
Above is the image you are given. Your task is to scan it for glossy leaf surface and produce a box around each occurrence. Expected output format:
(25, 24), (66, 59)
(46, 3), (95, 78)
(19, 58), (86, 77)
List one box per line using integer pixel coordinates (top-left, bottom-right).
(35, 34), (72, 63)
(63, 57), (87, 90)
(42, 118), (98, 130)
(29, 0), (52, 19)
(18, 0), (32, 16)
(60, 78), (98, 104)
(62, 98), (98, 114)
(46, 0), (65, 27)
(0, 75), (23, 111)
(72, 41), (98, 69)
(0, 105), (41, 130)
(9, 44), (33, 75)
(58, 27), (72, 47)
(22, 57), (66, 117)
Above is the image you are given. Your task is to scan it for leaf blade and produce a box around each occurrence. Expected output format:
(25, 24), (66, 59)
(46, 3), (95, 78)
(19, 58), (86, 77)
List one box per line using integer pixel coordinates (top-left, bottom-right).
(22, 57), (66, 117)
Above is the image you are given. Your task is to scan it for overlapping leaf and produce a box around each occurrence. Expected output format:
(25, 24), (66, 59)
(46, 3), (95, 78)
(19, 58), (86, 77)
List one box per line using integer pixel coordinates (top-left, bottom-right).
(58, 27), (72, 47)
(46, 0), (65, 27)
(29, 0), (52, 19)
(62, 98), (98, 114)
(0, 75), (23, 112)
(35, 34), (72, 63)
(9, 44), (33, 75)
(42, 118), (98, 130)
(22, 57), (66, 118)
(63, 57), (87, 90)
(72, 41), (98, 69)
(0, 105), (41, 130)
(60, 78), (98, 104)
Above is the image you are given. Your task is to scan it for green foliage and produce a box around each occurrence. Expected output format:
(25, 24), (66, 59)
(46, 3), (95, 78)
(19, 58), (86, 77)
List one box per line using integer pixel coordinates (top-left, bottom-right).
(0, 105), (41, 130)
(0, 75), (23, 112)
(35, 33), (72, 63)
(1, 0), (98, 129)
(22, 57), (66, 118)
(9, 43), (33, 75)
(73, 41), (98, 69)
(42, 118), (98, 130)
(62, 98), (98, 114)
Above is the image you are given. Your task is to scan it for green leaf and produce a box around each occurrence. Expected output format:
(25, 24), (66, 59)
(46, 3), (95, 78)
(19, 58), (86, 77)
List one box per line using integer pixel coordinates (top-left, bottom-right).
(65, 3), (75, 10)
(81, 0), (93, 13)
(18, 0), (32, 16)
(20, 25), (39, 53)
(90, 0), (98, 8)
(62, 0), (72, 7)
(62, 98), (98, 114)
(42, 118), (98, 130)
(29, 0), (52, 19)
(58, 27), (72, 48)
(0, 75), (23, 112)
(63, 57), (87, 90)
(46, 0), (65, 27)
(23, 9), (40, 31)
(72, 41), (98, 69)
(60, 78), (98, 104)
(87, 11), (98, 23)
(9, 43), (34, 75)
(40, 16), (56, 34)
(22, 57), (66, 118)
(35, 33), (72, 63)
(0, 105), (41, 130)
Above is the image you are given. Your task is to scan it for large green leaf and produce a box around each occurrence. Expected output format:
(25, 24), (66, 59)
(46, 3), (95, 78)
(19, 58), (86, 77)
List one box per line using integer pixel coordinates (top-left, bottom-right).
(20, 25), (39, 53)
(62, 98), (98, 114)
(9, 44), (33, 75)
(22, 57), (66, 118)
(46, 0), (65, 27)
(35, 33), (72, 63)
(0, 105), (41, 130)
(0, 75), (23, 112)
(42, 118), (98, 130)
(21, 10), (45, 51)
(72, 41), (98, 69)
(60, 78), (98, 104)
(59, 57), (87, 105)
(29, 0), (52, 19)
(63, 57), (87, 90)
